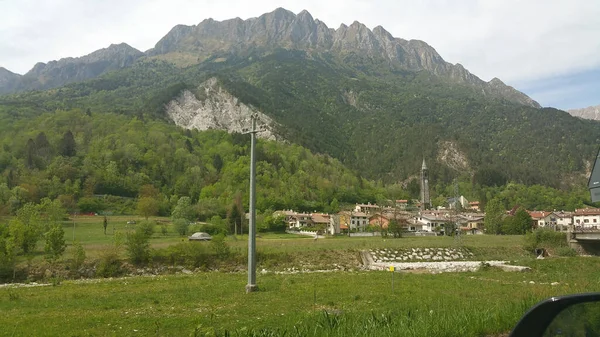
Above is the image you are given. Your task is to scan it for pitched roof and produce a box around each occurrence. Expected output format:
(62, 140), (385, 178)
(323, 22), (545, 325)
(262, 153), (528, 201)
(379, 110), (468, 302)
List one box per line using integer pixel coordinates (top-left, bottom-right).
(574, 208), (600, 216)
(528, 211), (550, 219)
(311, 213), (330, 224)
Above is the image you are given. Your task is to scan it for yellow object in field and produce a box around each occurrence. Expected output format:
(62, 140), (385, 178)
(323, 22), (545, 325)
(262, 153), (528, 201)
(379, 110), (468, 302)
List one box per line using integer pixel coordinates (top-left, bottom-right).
(389, 266), (395, 272)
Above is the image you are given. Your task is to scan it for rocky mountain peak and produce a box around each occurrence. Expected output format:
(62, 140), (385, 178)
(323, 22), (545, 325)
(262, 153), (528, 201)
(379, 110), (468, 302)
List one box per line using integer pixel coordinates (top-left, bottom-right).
(372, 25), (393, 41)
(568, 104), (600, 121)
(489, 77), (505, 86)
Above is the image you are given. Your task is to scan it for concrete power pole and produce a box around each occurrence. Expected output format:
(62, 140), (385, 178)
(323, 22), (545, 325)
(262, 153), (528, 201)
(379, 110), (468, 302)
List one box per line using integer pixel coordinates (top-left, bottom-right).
(246, 114), (259, 293)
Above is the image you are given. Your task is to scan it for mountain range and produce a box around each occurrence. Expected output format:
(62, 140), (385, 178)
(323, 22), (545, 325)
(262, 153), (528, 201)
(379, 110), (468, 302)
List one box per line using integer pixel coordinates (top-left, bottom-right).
(1, 8), (538, 108)
(1, 8), (598, 190)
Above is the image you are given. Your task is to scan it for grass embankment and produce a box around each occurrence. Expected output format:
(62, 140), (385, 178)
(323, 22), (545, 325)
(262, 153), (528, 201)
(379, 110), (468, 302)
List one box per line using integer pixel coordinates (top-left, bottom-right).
(1, 257), (600, 336)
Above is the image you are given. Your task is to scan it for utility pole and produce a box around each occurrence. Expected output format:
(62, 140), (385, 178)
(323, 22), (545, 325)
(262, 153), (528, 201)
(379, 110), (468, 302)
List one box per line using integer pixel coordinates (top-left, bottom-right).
(246, 114), (259, 293)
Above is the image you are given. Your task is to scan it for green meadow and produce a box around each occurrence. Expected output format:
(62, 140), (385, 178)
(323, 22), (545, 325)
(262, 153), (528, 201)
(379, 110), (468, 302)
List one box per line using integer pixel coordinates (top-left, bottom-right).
(1, 216), (598, 336)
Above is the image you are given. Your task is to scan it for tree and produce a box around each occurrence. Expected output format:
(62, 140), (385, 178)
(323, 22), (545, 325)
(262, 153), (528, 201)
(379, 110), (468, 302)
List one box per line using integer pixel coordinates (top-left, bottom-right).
(37, 198), (67, 230)
(25, 138), (36, 169)
(171, 196), (194, 221)
(59, 130), (77, 157)
(137, 197), (159, 220)
(173, 218), (189, 236)
(388, 220), (403, 238)
(227, 201), (242, 235)
(484, 198), (504, 235)
(139, 184), (160, 198)
(9, 203), (42, 254)
(44, 224), (66, 262)
(329, 198), (340, 213)
(212, 154), (224, 173)
(503, 207), (532, 235)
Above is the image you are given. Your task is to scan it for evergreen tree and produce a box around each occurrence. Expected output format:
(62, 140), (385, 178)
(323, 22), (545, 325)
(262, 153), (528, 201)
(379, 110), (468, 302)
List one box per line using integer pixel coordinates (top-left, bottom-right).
(59, 130), (77, 157)
(484, 198), (504, 235)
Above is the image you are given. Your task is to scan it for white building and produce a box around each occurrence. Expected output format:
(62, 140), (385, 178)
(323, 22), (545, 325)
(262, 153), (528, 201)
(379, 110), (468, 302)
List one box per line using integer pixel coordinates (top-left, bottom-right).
(414, 211), (452, 232)
(572, 209), (600, 230)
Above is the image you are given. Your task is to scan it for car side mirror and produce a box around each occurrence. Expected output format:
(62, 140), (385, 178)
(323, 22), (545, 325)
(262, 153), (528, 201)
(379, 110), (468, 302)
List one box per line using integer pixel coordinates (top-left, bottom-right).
(510, 293), (600, 337)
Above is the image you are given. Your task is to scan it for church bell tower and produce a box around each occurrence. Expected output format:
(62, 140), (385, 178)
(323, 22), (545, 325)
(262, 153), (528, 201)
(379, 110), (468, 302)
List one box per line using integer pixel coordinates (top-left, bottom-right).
(420, 159), (431, 210)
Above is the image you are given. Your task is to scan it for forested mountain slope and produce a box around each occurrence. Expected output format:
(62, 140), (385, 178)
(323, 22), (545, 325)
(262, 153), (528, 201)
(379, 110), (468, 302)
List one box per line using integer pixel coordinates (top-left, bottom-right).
(0, 109), (379, 216)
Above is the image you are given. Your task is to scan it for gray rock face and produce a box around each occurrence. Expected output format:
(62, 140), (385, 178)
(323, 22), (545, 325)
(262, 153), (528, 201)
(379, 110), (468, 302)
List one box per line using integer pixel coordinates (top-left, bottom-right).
(148, 8), (539, 108)
(165, 77), (279, 140)
(2, 43), (144, 94)
(568, 105), (600, 121)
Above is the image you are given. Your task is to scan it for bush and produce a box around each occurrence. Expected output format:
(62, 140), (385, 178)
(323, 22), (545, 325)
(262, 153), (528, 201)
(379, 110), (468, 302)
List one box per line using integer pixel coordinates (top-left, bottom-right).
(196, 222), (228, 236)
(96, 251), (123, 277)
(126, 231), (151, 266)
(211, 234), (230, 258)
(44, 224), (66, 262)
(523, 229), (567, 253)
(160, 224), (168, 236)
(555, 247), (577, 257)
(70, 241), (86, 272)
(136, 221), (155, 237)
(154, 242), (212, 269)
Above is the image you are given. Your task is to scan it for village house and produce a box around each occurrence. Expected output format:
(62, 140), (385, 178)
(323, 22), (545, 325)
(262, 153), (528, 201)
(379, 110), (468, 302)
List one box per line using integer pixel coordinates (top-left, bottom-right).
(528, 211), (552, 229)
(395, 200), (408, 210)
(288, 212), (313, 229)
(339, 210), (369, 231)
(457, 213), (485, 234)
(527, 211), (573, 231)
(446, 196), (470, 210)
(311, 213), (331, 233)
(468, 201), (481, 212)
(414, 211), (453, 232)
(572, 208), (600, 230)
(553, 211), (573, 230)
(354, 202), (380, 214)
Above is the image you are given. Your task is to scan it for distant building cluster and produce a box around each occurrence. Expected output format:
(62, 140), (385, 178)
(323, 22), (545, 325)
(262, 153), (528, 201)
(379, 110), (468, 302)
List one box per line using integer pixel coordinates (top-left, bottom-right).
(273, 204), (599, 236)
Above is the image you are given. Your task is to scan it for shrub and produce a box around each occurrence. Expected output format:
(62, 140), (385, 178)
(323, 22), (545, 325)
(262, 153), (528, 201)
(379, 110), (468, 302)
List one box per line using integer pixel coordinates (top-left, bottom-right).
(126, 231), (151, 266)
(136, 220), (155, 237)
(196, 222), (228, 236)
(44, 224), (66, 262)
(70, 241), (86, 272)
(211, 234), (230, 259)
(160, 224), (168, 236)
(96, 251), (123, 277)
(555, 247), (577, 257)
(523, 228), (567, 253)
(154, 242), (212, 269)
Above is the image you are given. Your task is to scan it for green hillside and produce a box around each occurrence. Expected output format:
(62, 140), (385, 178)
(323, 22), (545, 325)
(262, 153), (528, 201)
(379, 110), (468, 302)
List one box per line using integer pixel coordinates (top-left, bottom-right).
(2, 49), (598, 189)
(0, 109), (380, 216)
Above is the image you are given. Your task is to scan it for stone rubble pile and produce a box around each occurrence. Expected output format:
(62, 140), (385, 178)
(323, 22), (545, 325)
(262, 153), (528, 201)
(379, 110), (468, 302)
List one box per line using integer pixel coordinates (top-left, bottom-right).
(370, 247), (474, 263)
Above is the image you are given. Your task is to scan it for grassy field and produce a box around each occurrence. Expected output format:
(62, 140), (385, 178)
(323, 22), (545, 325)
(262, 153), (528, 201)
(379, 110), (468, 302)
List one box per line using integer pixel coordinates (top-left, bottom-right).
(57, 215), (530, 261)
(1, 257), (600, 336)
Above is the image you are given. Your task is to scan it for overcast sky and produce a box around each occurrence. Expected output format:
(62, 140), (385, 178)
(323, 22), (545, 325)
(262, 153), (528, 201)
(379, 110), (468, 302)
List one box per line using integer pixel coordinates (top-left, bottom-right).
(1, 0), (599, 109)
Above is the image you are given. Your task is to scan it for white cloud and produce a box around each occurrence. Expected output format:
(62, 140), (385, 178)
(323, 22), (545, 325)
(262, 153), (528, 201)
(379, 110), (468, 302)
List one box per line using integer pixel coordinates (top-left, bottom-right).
(0, 0), (599, 90)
